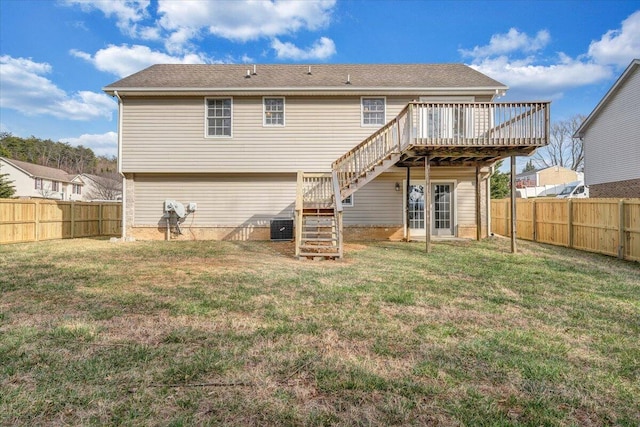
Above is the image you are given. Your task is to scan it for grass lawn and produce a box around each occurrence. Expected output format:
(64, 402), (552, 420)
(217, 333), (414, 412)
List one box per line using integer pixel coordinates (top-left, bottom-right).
(1, 237), (638, 426)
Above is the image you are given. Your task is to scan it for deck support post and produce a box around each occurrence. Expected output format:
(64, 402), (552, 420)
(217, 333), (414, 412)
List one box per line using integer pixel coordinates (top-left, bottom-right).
(510, 155), (517, 253)
(476, 165), (482, 241)
(405, 167), (411, 241)
(425, 155), (431, 253)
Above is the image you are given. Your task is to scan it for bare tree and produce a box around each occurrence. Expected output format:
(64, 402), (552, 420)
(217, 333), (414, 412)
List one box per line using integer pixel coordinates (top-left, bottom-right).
(84, 172), (122, 200)
(534, 115), (586, 171)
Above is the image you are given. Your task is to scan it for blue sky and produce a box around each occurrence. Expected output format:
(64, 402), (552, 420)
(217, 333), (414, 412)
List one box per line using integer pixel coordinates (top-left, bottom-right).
(1, 0), (639, 161)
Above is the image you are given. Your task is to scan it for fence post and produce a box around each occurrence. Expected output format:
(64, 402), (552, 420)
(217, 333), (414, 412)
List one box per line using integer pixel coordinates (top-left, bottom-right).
(505, 199), (510, 237)
(99, 203), (103, 236)
(70, 201), (75, 239)
(618, 199), (625, 259)
(532, 199), (537, 242)
(34, 200), (40, 242)
(567, 199), (573, 248)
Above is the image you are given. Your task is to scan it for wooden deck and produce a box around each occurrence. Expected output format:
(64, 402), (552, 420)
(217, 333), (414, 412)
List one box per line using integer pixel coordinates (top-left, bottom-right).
(296, 101), (551, 259)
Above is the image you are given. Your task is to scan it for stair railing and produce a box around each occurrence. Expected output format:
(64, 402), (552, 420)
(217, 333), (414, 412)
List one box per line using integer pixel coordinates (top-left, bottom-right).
(332, 170), (344, 258)
(332, 103), (412, 194)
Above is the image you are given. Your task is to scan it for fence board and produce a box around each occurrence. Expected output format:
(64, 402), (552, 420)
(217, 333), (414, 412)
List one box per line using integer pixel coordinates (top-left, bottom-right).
(490, 198), (640, 263)
(623, 200), (640, 262)
(0, 199), (122, 244)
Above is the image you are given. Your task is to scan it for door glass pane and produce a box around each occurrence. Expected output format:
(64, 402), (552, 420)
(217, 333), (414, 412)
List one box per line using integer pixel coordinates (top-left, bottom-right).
(434, 184), (451, 230)
(408, 184), (425, 229)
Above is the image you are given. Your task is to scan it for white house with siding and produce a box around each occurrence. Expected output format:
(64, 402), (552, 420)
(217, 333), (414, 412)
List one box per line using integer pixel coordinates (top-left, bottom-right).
(0, 157), (84, 201)
(104, 64), (549, 258)
(575, 59), (640, 198)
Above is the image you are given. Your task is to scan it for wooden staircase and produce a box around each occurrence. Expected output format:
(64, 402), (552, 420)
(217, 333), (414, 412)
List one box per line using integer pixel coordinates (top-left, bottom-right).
(297, 207), (342, 259)
(295, 172), (344, 259)
(294, 101), (550, 259)
(295, 110), (411, 259)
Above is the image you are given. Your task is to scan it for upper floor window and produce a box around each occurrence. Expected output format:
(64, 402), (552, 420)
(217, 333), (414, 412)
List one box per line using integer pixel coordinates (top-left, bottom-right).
(35, 178), (43, 190)
(73, 184), (82, 195)
(264, 97), (285, 126)
(362, 97), (385, 126)
(206, 98), (232, 137)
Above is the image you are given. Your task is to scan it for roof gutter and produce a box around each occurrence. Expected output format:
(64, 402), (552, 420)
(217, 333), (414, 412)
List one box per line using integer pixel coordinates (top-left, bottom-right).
(103, 85), (509, 96)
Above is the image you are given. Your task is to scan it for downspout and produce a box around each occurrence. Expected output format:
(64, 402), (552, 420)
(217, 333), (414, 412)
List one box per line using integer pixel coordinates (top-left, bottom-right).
(114, 90), (127, 240)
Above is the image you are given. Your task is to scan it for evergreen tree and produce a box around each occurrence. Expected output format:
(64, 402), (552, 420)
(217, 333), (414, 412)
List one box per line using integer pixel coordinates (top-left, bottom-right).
(522, 159), (536, 173)
(490, 160), (510, 199)
(0, 164), (16, 198)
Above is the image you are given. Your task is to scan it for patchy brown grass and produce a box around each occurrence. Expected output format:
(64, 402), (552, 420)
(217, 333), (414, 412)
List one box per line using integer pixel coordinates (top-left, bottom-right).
(0, 237), (639, 426)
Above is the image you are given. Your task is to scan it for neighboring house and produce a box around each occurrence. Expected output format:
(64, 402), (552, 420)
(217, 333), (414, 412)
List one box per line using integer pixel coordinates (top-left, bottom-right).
(575, 59), (640, 198)
(0, 157), (84, 201)
(515, 166), (581, 188)
(103, 64), (549, 257)
(80, 173), (122, 201)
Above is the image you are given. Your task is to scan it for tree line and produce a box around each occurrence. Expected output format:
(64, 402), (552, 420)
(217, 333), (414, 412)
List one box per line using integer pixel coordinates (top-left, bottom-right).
(0, 132), (116, 175)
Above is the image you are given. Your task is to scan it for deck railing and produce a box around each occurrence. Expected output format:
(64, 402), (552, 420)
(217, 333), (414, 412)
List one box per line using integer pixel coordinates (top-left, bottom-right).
(332, 101), (550, 193)
(408, 102), (550, 146)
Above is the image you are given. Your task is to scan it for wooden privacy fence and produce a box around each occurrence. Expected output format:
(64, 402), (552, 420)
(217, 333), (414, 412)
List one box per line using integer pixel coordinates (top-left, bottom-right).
(0, 199), (122, 244)
(491, 198), (640, 262)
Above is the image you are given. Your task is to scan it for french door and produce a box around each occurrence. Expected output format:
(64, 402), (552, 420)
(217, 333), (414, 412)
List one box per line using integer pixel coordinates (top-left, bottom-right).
(406, 181), (455, 237)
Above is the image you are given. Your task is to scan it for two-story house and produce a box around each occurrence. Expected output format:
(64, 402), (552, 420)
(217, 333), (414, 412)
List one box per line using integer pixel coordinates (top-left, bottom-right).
(104, 64), (549, 258)
(575, 59), (639, 198)
(0, 157), (84, 201)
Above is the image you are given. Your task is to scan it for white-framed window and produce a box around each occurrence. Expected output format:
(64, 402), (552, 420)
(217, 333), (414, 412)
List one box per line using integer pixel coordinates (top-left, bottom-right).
(52, 181), (60, 192)
(73, 184), (82, 195)
(361, 97), (386, 126)
(205, 98), (232, 137)
(263, 97), (285, 126)
(35, 178), (43, 190)
(342, 194), (354, 207)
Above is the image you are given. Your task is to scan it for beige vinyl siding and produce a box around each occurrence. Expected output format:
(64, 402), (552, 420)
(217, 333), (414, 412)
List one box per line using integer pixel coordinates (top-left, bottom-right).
(343, 167), (477, 228)
(133, 173), (296, 226)
(131, 167), (478, 230)
(343, 172), (404, 225)
(584, 67), (640, 186)
(122, 95), (416, 173)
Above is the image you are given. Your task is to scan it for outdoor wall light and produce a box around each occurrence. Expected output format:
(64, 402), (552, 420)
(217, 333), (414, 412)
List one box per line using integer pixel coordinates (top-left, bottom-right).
(395, 182), (400, 191)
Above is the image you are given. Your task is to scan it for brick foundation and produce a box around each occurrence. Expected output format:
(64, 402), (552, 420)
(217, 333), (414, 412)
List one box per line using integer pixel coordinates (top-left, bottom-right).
(589, 178), (640, 198)
(127, 224), (484, 242)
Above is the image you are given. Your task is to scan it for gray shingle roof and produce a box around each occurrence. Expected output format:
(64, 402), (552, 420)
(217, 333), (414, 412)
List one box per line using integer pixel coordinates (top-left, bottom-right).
(1, 157), (78, 183)
(104, 63), (507, 92)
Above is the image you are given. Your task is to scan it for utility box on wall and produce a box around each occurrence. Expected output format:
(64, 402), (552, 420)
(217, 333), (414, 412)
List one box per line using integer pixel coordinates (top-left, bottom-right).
(270, 218), (293, 241)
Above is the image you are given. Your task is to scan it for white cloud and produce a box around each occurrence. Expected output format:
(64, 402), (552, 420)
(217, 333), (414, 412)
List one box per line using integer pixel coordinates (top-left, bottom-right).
(71, 44), (209, 77)
(460, 28), (551, 59)
(61, 131), (118, 158)
(588, 10), (640, 67)
(0, 55), (116, 120)
(272, 37), (336, 60)
(458, 10), (640, 98)
(469, 55), (612, 95)
(66, 0), (337, 54)
(63, 0), (159, 40)
(157, 0), (336, 47)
